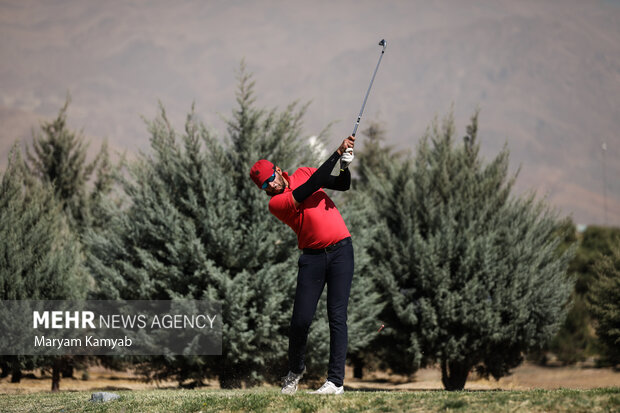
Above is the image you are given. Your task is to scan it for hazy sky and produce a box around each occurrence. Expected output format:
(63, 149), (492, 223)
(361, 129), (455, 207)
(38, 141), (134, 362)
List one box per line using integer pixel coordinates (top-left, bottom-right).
(1, 0), (618, 225)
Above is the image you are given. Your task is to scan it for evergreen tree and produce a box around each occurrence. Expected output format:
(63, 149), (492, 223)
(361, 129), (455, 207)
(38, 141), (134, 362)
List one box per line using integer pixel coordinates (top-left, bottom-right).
(573, 226), (620, 296)
(87, 66), (382, 387)
(0, 146), (88, 388)
(334, 122), (405, 379)
(549, 225), (620, 364)
(24, 97), (118, 384)
(348, 123), (419, 378)
(364, 157), (422, 377)
(366, 112), (575, 390)
(305, 188), (385, 381)
(90, 93), (298, 387)
(547, 295), (593, 364)
(525, 218), (586, 366)
(355, 121), (405, 186)
(588, 243), (620, 366)
(25, 96), (114, 233)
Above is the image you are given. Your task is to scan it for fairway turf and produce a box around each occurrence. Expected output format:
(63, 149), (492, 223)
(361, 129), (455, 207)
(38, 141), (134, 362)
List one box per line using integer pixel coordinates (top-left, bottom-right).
(0, 387), (618, 412)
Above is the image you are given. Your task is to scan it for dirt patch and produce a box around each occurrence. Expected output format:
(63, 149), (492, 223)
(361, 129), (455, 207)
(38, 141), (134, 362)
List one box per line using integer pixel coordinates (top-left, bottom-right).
(0, 366), (189, 394)
(345, 362), (620, 391)
(0, 362), (618, 394)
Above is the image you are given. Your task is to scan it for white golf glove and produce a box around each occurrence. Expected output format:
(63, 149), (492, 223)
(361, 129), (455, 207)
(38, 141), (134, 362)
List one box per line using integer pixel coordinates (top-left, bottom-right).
(340, 148), (354, 170)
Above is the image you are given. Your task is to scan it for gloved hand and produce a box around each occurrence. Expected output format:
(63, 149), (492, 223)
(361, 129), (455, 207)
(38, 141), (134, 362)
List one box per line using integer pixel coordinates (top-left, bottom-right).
(340, 148), (354, 171)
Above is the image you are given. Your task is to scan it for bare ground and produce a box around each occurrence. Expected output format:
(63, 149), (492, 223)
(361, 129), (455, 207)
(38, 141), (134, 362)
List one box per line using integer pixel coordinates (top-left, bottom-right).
(0, 362), (618, 394)
(346, 362), (620, 391)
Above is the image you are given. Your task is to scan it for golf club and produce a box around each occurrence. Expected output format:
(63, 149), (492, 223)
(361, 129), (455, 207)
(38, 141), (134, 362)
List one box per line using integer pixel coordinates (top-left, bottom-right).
(351, 39), (387, 137)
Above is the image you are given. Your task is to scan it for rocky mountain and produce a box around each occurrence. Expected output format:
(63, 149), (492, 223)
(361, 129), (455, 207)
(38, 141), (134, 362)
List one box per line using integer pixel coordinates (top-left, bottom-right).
(1, 0), (618, 225)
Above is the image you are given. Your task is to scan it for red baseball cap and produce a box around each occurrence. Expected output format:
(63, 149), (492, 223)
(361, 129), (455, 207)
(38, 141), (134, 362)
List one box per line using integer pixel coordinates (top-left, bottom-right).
(249, 159), (275, 188)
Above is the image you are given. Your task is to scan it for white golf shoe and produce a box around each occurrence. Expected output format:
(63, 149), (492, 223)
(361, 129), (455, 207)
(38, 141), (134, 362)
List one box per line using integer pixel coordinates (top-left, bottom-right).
(281, 368), (305, 395)
(308, 380), (344, 395)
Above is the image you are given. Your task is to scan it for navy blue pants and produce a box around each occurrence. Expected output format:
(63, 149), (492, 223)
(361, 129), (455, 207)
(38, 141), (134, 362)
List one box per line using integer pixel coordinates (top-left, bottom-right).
(288, 237), (354, 387)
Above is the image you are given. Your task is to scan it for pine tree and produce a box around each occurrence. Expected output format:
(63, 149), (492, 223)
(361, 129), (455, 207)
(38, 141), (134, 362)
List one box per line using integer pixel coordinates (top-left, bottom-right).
(330, 122), (406, 379)
(345, 123), (418, 377)
(363, 156), (423, 377)
(0, 148), (86, 300)
(25, 96), (114, 233)
(23, 97), (118, 386)
(366, 112), (575, 390)
(299, 184), (385, 381)
(0, 146), (88, 388)
(549, 226), (620, 364)
(542, 219), (586, 364)
(332, 190), (385, 378)
(355, 121), (405, 186)
(588, 243), (620, 366)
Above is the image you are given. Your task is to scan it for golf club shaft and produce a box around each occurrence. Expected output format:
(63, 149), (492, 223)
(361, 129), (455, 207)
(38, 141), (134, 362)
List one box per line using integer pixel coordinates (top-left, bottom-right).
(352, 40), (387, 137)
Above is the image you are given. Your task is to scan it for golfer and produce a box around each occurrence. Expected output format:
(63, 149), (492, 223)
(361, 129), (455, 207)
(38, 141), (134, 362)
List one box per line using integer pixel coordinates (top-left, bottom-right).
(249, 136), (356, 395)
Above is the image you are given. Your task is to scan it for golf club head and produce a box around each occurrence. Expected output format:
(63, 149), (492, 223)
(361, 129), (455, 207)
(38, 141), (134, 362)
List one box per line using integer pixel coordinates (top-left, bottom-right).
(378, 39), (387, 49)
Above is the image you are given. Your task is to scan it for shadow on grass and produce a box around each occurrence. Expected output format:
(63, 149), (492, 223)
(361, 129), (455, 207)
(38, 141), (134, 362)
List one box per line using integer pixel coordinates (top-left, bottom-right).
(92, 385), (134, 391)
(356, 377), (411, 385)
(344, 386), (509, 392)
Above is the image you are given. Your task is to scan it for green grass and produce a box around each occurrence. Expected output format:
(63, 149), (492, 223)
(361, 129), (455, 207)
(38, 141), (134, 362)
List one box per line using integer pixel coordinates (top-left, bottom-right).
(0, 387), (618, 413)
